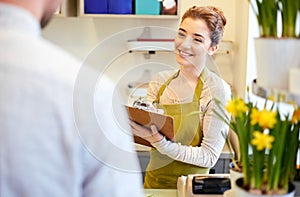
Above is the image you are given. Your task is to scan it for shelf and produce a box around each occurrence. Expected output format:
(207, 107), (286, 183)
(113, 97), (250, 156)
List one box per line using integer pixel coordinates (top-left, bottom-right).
(127, 39), (234, 55)
(252, 79), (300, 105)
(127, 39), (175, 52)
(78, 13), (179, 19)
(78, 0), (180, 19)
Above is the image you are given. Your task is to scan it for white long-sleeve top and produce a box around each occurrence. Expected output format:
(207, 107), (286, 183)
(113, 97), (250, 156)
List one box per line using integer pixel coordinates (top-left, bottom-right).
(147, 69), (231, 168)
(0, 3), (143, 197)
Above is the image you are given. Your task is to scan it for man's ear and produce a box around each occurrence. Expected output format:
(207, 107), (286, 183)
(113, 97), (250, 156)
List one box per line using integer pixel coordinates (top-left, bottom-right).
(208, 44), (219, 55)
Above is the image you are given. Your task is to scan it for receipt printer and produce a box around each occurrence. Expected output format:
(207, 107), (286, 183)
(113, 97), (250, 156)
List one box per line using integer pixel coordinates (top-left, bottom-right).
(177, 174), (231, 197)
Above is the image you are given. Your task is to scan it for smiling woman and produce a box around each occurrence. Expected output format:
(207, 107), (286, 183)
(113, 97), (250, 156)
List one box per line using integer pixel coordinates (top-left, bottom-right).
(130, 6), (232, 189)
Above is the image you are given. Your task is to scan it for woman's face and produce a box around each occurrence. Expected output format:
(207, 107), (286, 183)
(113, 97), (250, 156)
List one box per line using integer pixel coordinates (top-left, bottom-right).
(174, 17), (217, 70)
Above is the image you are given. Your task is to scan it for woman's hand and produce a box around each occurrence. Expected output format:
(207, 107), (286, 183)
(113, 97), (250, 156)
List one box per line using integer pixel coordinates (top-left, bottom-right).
(130, 121), (164, 144)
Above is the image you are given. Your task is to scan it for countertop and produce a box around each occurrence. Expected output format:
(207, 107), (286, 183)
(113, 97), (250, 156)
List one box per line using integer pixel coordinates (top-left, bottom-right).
(143, 189), (232, 197)
(143, 174), (231, 197)
(144, 189), (177, 197)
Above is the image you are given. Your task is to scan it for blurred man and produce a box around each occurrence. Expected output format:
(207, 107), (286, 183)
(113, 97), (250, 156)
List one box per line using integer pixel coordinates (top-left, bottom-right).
(0, 0), (143, 196)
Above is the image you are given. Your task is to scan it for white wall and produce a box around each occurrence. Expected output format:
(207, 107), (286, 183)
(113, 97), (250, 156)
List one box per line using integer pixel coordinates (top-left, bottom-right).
(42, 0), (249, 98)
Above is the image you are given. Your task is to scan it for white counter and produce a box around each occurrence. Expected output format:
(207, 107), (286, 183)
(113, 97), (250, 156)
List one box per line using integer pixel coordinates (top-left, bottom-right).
(143, 189), (231, 197)
(144, 189), (177, 197)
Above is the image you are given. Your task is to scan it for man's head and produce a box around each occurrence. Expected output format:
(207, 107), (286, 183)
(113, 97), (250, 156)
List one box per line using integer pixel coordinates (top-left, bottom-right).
(0, 0), (63, 28)
(40, 0), (63, 28)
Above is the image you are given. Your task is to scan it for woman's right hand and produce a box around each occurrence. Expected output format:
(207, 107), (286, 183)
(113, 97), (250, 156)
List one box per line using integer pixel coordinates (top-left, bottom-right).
(130, 121), (164, 144)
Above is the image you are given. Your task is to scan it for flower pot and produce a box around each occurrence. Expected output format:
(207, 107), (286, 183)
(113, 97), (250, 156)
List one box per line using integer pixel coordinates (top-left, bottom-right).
(292, 180), (300, 197)
(234, 177), (296, 197)
(229, 161), (243, 190)
(254, 38), (300, 91)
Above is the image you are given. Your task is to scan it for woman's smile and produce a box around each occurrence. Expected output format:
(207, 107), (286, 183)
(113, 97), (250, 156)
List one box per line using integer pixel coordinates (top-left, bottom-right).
(178, 49), (194, 58)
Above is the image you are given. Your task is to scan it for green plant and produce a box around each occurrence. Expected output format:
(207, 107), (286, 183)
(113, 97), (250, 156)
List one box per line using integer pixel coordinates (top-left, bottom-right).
(249, 0), (300, 38)
(279, 0), (300, 37)
(214, 92), (300, 194)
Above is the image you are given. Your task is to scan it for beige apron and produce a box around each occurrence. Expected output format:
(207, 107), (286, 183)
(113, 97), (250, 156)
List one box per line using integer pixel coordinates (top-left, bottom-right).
(144, 68), (210, 189)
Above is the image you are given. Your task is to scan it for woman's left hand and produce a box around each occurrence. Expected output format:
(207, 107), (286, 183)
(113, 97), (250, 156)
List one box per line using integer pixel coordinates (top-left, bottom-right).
(130, 121), (164, 144)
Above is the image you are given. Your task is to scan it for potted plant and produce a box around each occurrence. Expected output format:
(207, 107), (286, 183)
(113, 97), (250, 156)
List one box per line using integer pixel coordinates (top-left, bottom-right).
(214, 92), (300, 196)
(249, 0), (300, 91)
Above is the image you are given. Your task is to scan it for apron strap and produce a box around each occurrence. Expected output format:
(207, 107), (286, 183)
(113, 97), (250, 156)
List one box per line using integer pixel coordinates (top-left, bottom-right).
(153, 70), (180, 104)
(193, 67), (208, 102)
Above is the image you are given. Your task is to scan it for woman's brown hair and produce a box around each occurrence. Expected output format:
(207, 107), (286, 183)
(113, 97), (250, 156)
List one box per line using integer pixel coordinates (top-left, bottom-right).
(181, 6), (227, 47)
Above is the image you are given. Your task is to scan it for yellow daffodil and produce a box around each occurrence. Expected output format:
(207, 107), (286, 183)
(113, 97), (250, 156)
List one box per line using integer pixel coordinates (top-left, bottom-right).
(215, 94), (300, 194)
(250, 108), (277, 129)
(250, 108), (260, 126)
(226, 98), (248, 117)
(251, 131), (275, 151)
(292, 108), (300, 124)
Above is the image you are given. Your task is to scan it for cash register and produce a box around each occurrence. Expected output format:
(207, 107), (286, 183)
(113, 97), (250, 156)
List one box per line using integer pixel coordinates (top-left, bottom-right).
(177, 174), (231, 197)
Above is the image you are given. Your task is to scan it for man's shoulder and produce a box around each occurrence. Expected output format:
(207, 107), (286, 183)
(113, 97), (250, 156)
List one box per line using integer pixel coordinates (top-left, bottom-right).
(41, 38), (81, 67)
(32, 37), (83, 85)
